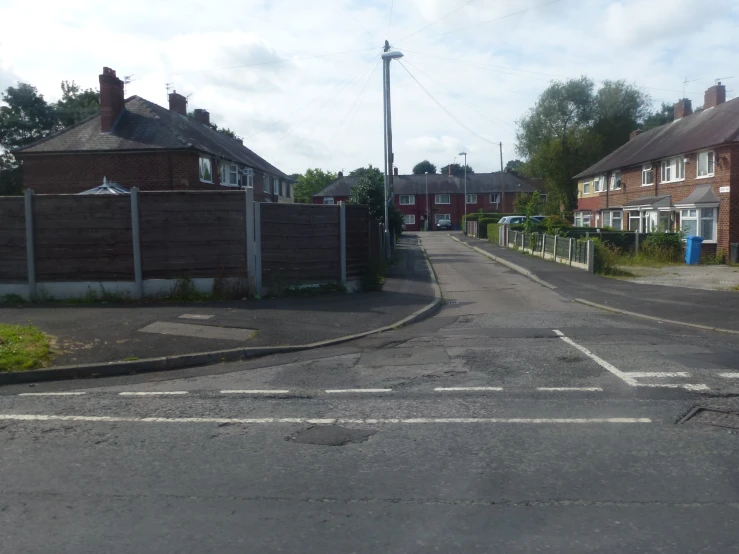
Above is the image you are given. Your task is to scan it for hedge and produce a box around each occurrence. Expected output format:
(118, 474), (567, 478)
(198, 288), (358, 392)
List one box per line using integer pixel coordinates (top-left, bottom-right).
(487, 223), (502, 243)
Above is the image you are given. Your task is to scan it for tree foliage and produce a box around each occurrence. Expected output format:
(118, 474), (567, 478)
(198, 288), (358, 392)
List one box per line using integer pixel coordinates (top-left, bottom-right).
(505, 159), (524, 173)
(293, 168), (337, 203)
(412, 160), (437, 174)
(439, 163), (474, 176)
(348, 166), (403, 236)
(642, 102), (674, 131)
(56, 81), (100, 127)
(516, 77), (652, 211)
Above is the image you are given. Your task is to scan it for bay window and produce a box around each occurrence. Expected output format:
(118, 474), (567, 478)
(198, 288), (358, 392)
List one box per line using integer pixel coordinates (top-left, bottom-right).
(680, 208), (716, 241)
(697, 151), (715, 178)
(661, 157), (685, 183)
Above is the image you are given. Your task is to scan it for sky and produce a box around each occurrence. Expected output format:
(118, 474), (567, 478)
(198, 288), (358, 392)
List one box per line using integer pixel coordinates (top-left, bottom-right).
(1, 0), (737, 175)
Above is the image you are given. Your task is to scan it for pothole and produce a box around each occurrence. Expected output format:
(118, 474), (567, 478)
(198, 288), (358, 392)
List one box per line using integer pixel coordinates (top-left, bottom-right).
(679, 407), (739, 430)
(286, 425), (377, 446)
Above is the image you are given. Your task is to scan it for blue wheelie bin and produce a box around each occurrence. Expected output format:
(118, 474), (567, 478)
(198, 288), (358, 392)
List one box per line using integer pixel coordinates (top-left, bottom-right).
(685, 236), (704, 265)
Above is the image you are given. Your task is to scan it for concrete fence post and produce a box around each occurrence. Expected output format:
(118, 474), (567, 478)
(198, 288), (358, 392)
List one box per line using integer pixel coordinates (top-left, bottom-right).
(634, 230), (640, 255)
(339, 202), (347, 287)
(586, 240), (595, 273)
(130, 187), (143, 299)
(24, 189), (36, 300)
(568, 237), (573, 265)
(553, 235), (559, 262)
(541, 234), (546, 257)
(254, 202), (262, 296)
(245, 188), (256, 295)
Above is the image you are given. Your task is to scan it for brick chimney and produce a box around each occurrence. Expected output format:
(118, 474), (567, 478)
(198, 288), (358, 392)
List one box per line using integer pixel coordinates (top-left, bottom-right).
(674, 98), (692, 120)
(393, 167), (399, 176)
(704, 82), (726, 109)
(193, 109), (210, 125)
(168, 91), (187, 115)
(630, 129), (642, 141)
(99, 67), (125, 133)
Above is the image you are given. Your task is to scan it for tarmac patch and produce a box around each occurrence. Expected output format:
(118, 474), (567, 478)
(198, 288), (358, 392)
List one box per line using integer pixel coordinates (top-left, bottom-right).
(286, 424), (376, 446)
(138, 321), (256, 341)
(178, 314), (215, 320)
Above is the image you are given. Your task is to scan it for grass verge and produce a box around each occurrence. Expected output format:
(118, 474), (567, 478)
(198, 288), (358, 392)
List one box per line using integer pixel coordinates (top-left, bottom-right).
(0, 323), (54, 372)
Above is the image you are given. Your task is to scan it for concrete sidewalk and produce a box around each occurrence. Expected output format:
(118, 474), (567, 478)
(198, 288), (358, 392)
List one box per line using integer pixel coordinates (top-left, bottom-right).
(452, 232), (739, 332)
(0, 234), (436, 369)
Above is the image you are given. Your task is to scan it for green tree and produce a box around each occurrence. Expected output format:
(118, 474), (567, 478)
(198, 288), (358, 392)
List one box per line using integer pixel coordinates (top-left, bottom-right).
(349, 164), (384, 186)
(349, 171), (403, 236)
(293, 168), (337, 203)
(412, 160), (436, 174)
(505, 159), (525, 173)
(55, 81), (100, 127)
(439, 163), (474, 176)
(513, 192), (543, 233)
(642, 102), (674, 131)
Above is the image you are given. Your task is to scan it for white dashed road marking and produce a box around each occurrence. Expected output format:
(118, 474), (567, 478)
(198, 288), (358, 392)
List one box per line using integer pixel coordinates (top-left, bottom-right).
(18, 392), (87, 397)
(625, 372), (691, 378)
(536, 387), (603, 392)
(325, 389), (393, 394)
(0, 414), (653, 425)
(718, 373), (739, 379)
(636, 384), (710, 391)
(220, 390), (291, 394)
(434, 387), (503, 392)
(118, 391), (189, 396)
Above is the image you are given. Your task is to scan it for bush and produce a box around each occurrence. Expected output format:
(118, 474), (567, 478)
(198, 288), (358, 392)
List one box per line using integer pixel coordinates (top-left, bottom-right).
(477, 217), (499, 238)
(582, 237), (621, 275)
(487, 223), (502, 243)
(541, 215), (571, 235)
(642, 232), (683, 263)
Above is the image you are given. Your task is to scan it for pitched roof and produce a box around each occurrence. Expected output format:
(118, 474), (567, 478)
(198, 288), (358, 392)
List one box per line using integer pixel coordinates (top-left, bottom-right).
(574, 97), (739, 179)
(314, 172), (539, 197)
(675, 184), (720, 206)
(14, 96), (288, 178)
(622, 194), (672, 209)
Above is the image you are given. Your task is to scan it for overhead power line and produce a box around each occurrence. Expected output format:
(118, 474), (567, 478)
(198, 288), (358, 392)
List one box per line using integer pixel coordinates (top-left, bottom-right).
(388, 0), (394, 39)
(397, 60), (498, 145)
(396, 0), (479, 43)
(329, 58), (382, 146)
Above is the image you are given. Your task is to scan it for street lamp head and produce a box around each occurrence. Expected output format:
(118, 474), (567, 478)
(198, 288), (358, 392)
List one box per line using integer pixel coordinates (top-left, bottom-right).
(425, 171), (429, 175)
(458, 151), (467, 156)
(381, 50), (404, 60)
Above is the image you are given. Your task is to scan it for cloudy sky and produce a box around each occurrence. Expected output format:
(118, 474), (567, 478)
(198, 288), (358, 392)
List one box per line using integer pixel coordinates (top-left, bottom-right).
(1, 0), (737, 175)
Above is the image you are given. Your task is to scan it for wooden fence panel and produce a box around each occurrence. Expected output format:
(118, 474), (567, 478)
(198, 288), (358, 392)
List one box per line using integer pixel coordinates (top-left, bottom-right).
(139, 191), (246, 279)
(34, 195), (133, 281)
(345, 205), (371, 278)
(260, 203), (340, 286)
(0, 198), (27, 282)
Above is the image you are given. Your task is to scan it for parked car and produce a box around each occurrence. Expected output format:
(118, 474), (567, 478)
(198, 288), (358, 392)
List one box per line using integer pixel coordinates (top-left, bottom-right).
(498, 215), (545, 225)
(436, 219), (453, 230)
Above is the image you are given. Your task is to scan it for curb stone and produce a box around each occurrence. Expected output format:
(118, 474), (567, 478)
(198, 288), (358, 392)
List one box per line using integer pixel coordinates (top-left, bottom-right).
(0, 259), (442, 386)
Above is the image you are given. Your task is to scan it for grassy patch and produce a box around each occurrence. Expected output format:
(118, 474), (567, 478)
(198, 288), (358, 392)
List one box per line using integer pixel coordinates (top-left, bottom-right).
(0, 323), (53, 372)
(0, 294), (28, 306)
(613, 254), (681, 268)
(64, 285), (131, 304)
(122, 356), (139, 362)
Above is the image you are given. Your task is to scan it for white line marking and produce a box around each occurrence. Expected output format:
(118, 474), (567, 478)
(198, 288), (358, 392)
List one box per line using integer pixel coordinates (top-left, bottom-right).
(553, 329), (638, 386)
(434, 387), (503, 392)
(17, 392), (87, 397)
(118, 391), (189, 396)
(536, 387), (603, 392)
(718, 373), (739, 379)
(325, 389), (393, 394)
(220, 390), (291, 394)
(0, 414), (652, 425)
(625, 372), (691, 378)
(636, 384), (710, 391)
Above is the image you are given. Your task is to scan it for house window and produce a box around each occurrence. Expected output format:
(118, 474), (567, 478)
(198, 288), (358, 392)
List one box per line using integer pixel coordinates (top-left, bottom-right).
(220, 163), (239, 187)
(199, 157), (213, 183)
(593, 175), (605, 192)
(284, 182), (291, 197)
(680, 208), (716, 241)
(402, 214), (415, 225)
(273, 177), (280, 195)
(661, 157), (685, 183)
(697, 151), (715, 178)
(435, 213), (451, 223)
(399, 195), (415, 205)
(602, 211), (623, 230)
(243, 168), (254, 188)
(263, 174), (271, 193)
(435, 194), (450, 204)
(574, 212), (591, 227)
(582, 181), (591, 194)
(539, 193), (548, 202)
(642, 164), (654, 186)
(323, 197), (335, 205)
(610, 171), (622, 190)
(490, 193), (501, 204)
(466, 193), (477, 204)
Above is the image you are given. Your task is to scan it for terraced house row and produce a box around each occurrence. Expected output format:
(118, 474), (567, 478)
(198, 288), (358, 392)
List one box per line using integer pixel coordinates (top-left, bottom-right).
(574, 82), (739, 257)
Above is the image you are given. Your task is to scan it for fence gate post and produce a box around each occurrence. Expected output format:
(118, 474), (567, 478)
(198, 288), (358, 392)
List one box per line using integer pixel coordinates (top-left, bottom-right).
(245, 188), (256, 295)
(24, 189), (36, 301)
(586, 240), (595, 273)
(254, 202), (262, 296)
(339, 202), (347, 287)
(130, 187), (143, 299)
(553, 235), (558, 262)
(568, 237), (573, 265)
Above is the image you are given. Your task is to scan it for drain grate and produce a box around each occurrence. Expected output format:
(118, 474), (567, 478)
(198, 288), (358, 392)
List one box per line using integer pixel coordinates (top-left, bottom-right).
(680, 407), (739, 429)
(446, 300), (459, 305)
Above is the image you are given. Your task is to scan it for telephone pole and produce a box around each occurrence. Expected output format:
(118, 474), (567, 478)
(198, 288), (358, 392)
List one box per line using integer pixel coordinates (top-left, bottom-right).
(499, 142), (505, 213)
(381, 41), (403, 259)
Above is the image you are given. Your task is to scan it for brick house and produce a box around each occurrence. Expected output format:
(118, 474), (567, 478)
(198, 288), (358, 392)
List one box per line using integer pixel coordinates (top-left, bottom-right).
(573, 82), (739, 258)
(312, 170), (539, 230)
(14, 67), (292, 202)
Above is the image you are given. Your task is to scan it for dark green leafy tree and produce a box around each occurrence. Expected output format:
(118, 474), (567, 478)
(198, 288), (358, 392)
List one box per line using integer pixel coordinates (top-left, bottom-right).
(349, 169), (403, 236)
(642, 102), (674, 130)
(349, 164), (384, 186)
(439, 163), (474, 176)
(55, 81), (100, 127)
(513, 192), (543, 232)
(412, 160), (436, 174)
(505, 159), (525, 173)
(293, 168), (337, 203)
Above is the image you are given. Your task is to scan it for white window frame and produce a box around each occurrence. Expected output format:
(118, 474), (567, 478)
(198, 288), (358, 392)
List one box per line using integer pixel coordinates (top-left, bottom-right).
(402, 214), (416, 225)
(220, 163), (239, 187)
(609, 171), (622, 190)
(399, 195), (415, 205)
(199, 157), (213, 184)
(642, 164), (654, 186)
(263, 173), (271, 193)
(582, 181), (591, 195)
(661, 157), (685, 183)
(435, 194), (450, 204)
(539, 193), (548, 202)
(466, 193), (478, 204)
(680, 207), (716, 242)
(273, 177), (280, 195)
(602, 210), (623, 230)
(323, 197), (335, 205)
(575, 211), (592, 227)
(593, 175), (605, 193)
(490, 192), (501, 204)
(696, 151), (715, 179)
(243, 168), (254, 188)
(435, 213), (451, 223)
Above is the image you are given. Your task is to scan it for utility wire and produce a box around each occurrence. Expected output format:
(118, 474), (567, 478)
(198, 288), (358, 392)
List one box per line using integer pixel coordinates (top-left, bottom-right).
(388, 0), (394, 39)
(395, 0), (479, 43)
(329, 58), (382, 145)
(397, 61), (498, 145)
(347, 12), (377, 45)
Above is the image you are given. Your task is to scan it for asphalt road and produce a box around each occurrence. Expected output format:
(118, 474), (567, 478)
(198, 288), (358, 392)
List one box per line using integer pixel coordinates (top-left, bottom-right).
(2, 233), (739, 553)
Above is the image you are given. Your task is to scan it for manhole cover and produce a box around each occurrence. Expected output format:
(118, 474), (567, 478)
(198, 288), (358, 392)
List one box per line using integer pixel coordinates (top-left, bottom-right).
(680, 408), (739, 429)
(446, 300), (459, 305)
(286, 425), (376, 446)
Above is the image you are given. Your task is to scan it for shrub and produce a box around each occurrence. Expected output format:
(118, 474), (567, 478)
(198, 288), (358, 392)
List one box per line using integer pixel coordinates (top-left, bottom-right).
(487, 223), (502, 243)
(642, 232), (683, 263)
(582, 237), (621, 275)
(477, 217), (499, 238)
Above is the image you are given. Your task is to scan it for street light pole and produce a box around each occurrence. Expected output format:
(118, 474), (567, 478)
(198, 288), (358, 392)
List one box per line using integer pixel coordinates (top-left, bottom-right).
(425, 171), (429, 231)
(459, 151), (467, 232)
(381, 41), (403, 259)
